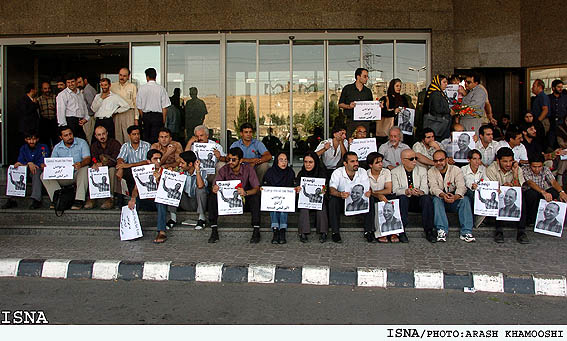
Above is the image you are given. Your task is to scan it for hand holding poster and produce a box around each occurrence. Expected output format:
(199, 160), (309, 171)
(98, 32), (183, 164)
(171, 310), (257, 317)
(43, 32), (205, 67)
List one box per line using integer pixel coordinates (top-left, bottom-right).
(497, 186), (522, 221)
(260, 186), (296, 213)
(43, 157), (74, 180)
(155, 169), (187, 206)
(193, 142), (217, 174)
(534, 199), (566, 237)
(451, 131), (475, 163)
(474, 181), (499, 217)
(376, 200), (404, 237)
(398, 108), (415, 135)
(120, 205), (143, 241)
(349, 138), (377, 161)
(445, 84), (459, 103)
(354, 101), (381, 121)
(298, 177), (325, 210)
(132, 164), (157, 199)
(6, 165), (27, 197)
(217, 180), (244, 215)
(88, 166), (111, 199)
(344, 181), (370, 216)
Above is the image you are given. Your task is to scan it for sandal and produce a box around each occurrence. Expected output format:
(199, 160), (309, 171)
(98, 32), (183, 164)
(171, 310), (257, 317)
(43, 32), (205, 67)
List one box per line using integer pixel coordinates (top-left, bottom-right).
(389, 234), (400, 243)
(153, 233), (167, 244)
(377, 236), (389, 243)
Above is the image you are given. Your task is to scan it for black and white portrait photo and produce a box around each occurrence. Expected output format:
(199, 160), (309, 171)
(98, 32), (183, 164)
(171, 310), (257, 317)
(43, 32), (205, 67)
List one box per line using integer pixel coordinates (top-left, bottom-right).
(88, 166), (111, 199)
(534, 200), (566, 237)
(163, 181), (182, 200)
(345, 184), (369, 212)
(200, 152), (216, 169)
(155, 169), (187, 207)
(398, 108), (415, 135)
(377, 199), (404, 236)
(497, 186), (522, 221)
(217, 180), (244, 215)
(451, 131), (475, 163)
(297, 177), (325, 211)
(136, 174), (158, 192)
(6, 165), (27, 197)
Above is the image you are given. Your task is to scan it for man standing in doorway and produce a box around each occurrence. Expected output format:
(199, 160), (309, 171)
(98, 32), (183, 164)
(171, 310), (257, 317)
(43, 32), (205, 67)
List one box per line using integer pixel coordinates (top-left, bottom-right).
(136, 68), (170, 144)
(184, 87), (208, 142)
(531, 79), (550, 135)
(76, 74), (97, 144)
(17, 84), (39, 142)
(91, 78), (130, 139)
(37, 82), (58, 148)
(57, 74), (89, 140)
(111, 67), (138, 144)
(338, 68), (374, 136)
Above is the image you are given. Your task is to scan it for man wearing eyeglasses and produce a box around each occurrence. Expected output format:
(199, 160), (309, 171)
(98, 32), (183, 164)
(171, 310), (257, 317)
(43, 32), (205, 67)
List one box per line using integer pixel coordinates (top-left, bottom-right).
(461, 73), (488, 132)
(428, 150), (475, 242)
(391, 149), (435, 243)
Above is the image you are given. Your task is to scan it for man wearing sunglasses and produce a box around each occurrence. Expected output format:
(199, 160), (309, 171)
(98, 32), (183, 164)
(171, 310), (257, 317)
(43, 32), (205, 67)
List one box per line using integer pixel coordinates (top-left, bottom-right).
(391, 149), (435, 243)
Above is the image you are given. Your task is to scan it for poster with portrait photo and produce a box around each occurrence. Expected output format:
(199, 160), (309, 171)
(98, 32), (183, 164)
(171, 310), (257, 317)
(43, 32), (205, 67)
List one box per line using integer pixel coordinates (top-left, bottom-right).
(496, 186), (522, 221)
(217, 180), (244, 215)
(6, 165), (27, 197)
(534, 199), (566, 237)
(88, 166), (111, 199)
(376, 199), (404, 237)
(445, 84), (459, 104)
(344, 181), (370, 216)
(398, 108), (415, 135)
(155, 169), (187, 207)
(473, 181), (499, 217)
(132, 164), (157, 199)
(298, 177), (325, 210)
(193, 142), (217, 174)
(451, 131), (475, 163)
(349, 138), (377, 161)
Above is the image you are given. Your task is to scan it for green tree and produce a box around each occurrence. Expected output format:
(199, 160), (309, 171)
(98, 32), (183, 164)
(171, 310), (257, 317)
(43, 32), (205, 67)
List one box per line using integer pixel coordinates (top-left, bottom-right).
(234, 97), (256, 132)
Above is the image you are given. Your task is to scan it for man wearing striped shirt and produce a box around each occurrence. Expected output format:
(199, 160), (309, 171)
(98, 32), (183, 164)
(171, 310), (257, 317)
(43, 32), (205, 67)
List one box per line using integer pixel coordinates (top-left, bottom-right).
(116, 125), (152, 196)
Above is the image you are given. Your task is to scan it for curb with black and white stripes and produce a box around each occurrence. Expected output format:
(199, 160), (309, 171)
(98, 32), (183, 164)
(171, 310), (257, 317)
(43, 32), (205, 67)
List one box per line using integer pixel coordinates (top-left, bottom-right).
(0, 258), (565, 297)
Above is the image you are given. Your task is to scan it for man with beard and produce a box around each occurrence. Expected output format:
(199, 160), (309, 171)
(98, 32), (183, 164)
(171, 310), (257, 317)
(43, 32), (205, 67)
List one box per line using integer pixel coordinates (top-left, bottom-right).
(91, 78), (130, 139)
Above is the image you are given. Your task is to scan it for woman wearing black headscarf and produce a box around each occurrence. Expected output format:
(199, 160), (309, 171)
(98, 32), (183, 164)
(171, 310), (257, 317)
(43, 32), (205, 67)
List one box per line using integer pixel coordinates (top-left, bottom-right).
(422, 75), (455, 140)
(293, 151), (330, 243)
(263, 151), (295, 244)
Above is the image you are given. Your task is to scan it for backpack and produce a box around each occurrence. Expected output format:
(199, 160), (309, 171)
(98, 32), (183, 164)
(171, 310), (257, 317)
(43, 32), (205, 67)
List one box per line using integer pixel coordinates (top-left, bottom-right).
(53, 185), (75, 216)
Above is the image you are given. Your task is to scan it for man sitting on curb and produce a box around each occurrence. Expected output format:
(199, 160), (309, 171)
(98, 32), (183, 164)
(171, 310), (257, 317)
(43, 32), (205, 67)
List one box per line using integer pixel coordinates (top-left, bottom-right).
(230, 123), (272, 184)
(116, 125), (152, 198)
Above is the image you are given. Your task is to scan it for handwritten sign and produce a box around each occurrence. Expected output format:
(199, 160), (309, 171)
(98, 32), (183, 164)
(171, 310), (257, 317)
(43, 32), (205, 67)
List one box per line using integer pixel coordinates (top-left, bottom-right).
(155, 169), (187, 207)
(217, 180), (243, 215)
(445, 84), (459, 103)
(349, 138), (377, 161)
(6, 165), (27, 197)
(344, 181), (370, 216)
(120, 205), (143, 241)
(132, 164), (157, 199)
(496, 186), (522, 221)
(88, 166), (111, 199)
(43, 158), (74, 180)
(298, 177), (325, 210)
(534, 199), (566, 237)
(474, 181), (499, 217)
(260, 186), (296, 213)
(376, 199), (404, 237)
(354, 101), (381, 121)
(193, 142), (217, 174)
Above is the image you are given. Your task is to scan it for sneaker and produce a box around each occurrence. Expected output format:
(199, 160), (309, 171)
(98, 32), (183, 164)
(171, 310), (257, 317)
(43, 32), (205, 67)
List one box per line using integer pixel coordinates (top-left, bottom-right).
(181, 218), (198, 226)
(460, 233), (476, 243)
(195, 219), (206, 230)
(332, 232), (342, 243)
(29, 200), (42, 210)
(1, 199), (17, 209)
(494, 231), (504, 243)
(166, 219), (176, 230)
(517, 232), (530, 244)
(436, 230), (447, 242)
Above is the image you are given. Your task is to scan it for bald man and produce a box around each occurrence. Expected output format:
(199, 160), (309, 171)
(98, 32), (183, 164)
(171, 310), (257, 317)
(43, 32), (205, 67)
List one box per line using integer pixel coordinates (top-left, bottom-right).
(110, 67), (138, 144)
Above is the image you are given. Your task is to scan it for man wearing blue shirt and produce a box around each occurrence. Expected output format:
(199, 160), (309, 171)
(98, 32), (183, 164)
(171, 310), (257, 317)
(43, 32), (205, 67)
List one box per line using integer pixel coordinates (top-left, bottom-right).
(41, 126), (91, 209)
(531, 79), (551, 137)
(2, 130), (49, 210)
(230, 122), (272, 184)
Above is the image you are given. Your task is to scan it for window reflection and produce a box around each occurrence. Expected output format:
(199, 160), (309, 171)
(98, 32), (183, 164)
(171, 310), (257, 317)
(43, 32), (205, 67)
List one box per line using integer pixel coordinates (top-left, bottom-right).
(328, 41), (360, 129)
(396, 41), (427, 106)
(131, 44), (161, 86)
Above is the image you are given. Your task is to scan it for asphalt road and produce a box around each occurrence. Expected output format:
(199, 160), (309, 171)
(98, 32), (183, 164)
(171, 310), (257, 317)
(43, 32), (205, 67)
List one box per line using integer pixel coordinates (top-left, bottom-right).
(1, 278), (566, 325)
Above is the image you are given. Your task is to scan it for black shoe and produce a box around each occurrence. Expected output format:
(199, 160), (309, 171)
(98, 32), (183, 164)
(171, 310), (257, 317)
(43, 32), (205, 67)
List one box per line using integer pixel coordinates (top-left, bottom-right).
(332, 232), (342, 243)
(196, 219), (206, 230)
(1, 199), (17, 209)
(299, 233), (308, 243)
(271, 229), (280, 244)
(425, 231), (437, 243)
(208, 226), (219, 243)
(279, 229), (287, 244)
(250, 227), (261, 244)
(398, 233), (409, 243)
(494, 231), (504, 243)
(319, 233), (327, 243)
(364, 232), (375, 243)
(29, 200), (42, 210)
(166, 219), (176, 230)
(517, 232), (530, 244)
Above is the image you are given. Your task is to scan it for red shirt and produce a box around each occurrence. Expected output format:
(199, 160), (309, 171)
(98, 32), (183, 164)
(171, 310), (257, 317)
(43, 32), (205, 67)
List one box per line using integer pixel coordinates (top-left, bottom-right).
(215, 163), (259, 190)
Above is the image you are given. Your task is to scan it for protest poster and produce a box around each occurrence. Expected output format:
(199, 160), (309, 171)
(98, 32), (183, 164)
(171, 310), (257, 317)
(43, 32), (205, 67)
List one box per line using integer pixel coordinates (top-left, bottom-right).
(445, 84), (459, 103)
(217, 180), (243, 215)
(398, 108), (415, 135)
(534, 199), (566, 237)
(496, 186), (522, 221)
(451, 131), (475, 163)
(6, 165), (27, 197)
(298, 177), (325, 210)
(260, 186), (296, 213)
(353, 101), (381, 121)
(344, 181), (370, 216)
(132, 164), (157, 199)
(43, 157), (74, 180)
(88, 166), (111, 199)
(120, 205), (143, 241)
(155, 169), (187, 207)
(376, 199), (404, 237)
(474, 181), (499, 217)
(193, 142), (217, 174)
(349, 138), (377, 161)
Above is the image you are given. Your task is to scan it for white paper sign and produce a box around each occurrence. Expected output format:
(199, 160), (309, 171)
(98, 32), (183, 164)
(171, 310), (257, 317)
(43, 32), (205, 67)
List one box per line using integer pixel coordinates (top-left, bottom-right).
(349, 138), (377, 161)
(445, 84), (459, 103)
(451, 131), (475, 163)
(260, 186), (296, 213)
(88, 166), (111, 199)
(6, 165), (27, 197)
(344, 181), (370, 216)
(132, 164), (157, 199)
(474, 181), (499, 217)
(217, 180), (243, 215)
(398, 108), (415, 135)
(120, 206), (143, 241)
(193, 142), (217, 174)
(155, 169), (187, 207)
(43, 157), (74, 180)
(298, 177), (325, 210)
(376, 199), (404, 237)
(354, 101), (381, 121)
(560, 149), (567, 161)
(534, 199), (566, 237)
(497, 186), (522, 221)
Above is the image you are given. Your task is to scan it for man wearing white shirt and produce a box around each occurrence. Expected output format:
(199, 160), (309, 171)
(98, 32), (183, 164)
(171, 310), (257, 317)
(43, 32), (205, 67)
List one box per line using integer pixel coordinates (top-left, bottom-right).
(475, 125), (498, 167)
(497, 129), (528, 165)
(110, 67), (138, 144)
(315, 126), (348, 179)
(461, 149), (486, 223)
(56, 74), (89, 140)
(91, 78), (130, 140)
(328, 151), (374, 243)
(185, 124), (226, 183)
(136, 68), (171, 144)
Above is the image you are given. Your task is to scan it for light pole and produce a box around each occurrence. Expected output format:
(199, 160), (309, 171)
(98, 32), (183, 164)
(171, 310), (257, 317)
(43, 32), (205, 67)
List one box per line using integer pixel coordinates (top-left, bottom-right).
(408, 66), (426, 86)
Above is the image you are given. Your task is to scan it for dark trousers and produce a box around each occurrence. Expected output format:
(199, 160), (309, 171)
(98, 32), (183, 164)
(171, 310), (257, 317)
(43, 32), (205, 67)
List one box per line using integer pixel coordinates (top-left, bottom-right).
(398, 194), (434, 233)
(66, 116), (86, 140)
(122, 168), (136, 196)
(328, 195), (374, 233)
(40, 117), (59, 149)
(95, 117), (115, 139)
(208, 192), (261, 226)
(142, 112), (164, 144)
(524, 188), (560, 225)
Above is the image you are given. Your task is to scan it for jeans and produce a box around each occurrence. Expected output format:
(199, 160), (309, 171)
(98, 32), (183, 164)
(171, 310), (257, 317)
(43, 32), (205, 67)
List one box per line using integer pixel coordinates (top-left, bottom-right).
(269, 212), (288, 229)
(156, 202), (168, 232)
(432, 196), (473, 235)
